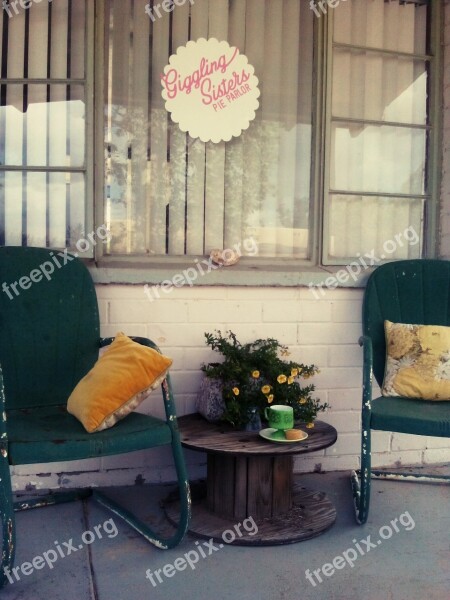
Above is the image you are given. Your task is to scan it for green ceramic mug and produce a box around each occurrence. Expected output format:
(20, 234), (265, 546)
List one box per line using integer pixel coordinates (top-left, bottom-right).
(264, 405), (294, 430)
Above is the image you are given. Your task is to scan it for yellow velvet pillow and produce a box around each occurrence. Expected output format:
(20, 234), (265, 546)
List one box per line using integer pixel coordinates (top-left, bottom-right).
(382, 320), (450, 400)
(67, 333), (172, 432)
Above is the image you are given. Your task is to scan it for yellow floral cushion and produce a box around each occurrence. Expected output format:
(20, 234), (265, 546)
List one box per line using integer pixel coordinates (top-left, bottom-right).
(382, 320), (450, 400)
(67, 333), (172, 432)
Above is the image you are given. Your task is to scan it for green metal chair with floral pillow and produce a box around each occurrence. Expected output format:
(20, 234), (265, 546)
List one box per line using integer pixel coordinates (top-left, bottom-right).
(0, 246), (191, 587)
(352, 259), (450, 524)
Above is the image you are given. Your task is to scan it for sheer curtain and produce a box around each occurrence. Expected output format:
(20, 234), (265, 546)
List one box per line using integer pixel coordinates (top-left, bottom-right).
(104, 0), (314, 258)
(0, 0), (87, 249)
(328, 0), (429, 261)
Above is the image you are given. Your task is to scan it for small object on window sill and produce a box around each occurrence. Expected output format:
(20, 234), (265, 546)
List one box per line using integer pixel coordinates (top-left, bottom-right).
(210, 249), (240, 267)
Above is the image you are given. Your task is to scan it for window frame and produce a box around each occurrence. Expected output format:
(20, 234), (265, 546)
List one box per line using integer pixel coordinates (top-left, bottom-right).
(322, 1), (443, 267)
(90, 1), (442, 286)
(0, 0), (96, 256)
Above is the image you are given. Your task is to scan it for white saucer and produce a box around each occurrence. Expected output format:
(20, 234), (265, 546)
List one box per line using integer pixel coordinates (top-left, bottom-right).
(259, 428), (308, 444)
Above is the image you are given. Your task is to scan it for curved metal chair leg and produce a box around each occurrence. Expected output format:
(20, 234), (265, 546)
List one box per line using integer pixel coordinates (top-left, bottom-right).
(351, 425), (371, 525)
(93, 436), (191, 549)
(0, 449), (15, 588)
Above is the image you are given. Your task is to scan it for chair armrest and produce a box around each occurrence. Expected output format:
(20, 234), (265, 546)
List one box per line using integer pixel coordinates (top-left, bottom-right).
(359, 335), (373, 417)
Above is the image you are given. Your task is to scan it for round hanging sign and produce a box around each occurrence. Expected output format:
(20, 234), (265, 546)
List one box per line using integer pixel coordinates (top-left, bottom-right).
(161, 38), (260, 143)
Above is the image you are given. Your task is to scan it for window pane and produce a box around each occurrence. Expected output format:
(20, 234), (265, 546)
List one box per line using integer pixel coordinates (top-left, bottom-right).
(0, 171), (85, 248)
(330, 123), (426, 196)
(104, 0), (314, 258)
(333, 0), (428, 55)
(0, 1), (86, 79)
(327, 195), (424, 260)
(0, 85), (85, 168)
(332, 50), (428, 125)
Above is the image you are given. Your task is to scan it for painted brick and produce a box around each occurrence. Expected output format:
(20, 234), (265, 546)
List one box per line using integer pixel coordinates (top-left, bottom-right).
(158, 346), (185, 368)
(321, 411), (360, 433)
(325, 433), (360, 455)
(144, 323), (227, 347)
(371, 450), (423, 468)
(289, 345), (329, 368)
(170, 371), (203, 395)
(262, 301), (302, 323)
(300, 301), (332, 322)
(423, 449), (450, 464)
(314, 367), (361, 390)
(328, 389), (361, 411)
(425, 437), (450, 449)
(109, 300), (189, 323)
(294, 455), (359, 473)
(229, 287), (300, 300)
(98, 300), (109, 324)
(298, 322), (361, 345)
(101, 324), (148, 338)
(331, 300), (362, 323)
(391, 433), (428, 452)
(189, 301), (262, 323)
(328, 345), (363, 367)
(226, 323), (298, 345)
(371, 431), (391, 453)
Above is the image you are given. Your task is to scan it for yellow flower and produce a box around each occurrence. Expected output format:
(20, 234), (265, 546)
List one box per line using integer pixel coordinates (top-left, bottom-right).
(252, 370), (260, 378)
(291, 368), (298, 377)
(267, 394), (274, 403)
(299, 398), (307, 405)
(261, 385), (271, 394)
(277, 374), (287, 384)
(232, 387), (240, 396)
(287, 376), (294, 385)
(306, 422), (315, 429)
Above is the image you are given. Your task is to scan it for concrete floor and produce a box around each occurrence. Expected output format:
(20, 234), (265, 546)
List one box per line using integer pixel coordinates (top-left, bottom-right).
(2, 470), (449, 600)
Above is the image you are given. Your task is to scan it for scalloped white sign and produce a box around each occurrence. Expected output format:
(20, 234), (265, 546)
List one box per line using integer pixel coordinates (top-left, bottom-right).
(161, 38), (260, 143)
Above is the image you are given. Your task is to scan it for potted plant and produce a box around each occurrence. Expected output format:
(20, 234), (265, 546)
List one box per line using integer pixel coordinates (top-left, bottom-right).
(199, 330), (329, 429)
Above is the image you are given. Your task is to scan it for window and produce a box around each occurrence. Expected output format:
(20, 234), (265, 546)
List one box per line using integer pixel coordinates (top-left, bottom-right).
(325, 0), (433, 263)
(0, 0), (442, 278)
(0, 0), (92, 252)
(103, 0), (315, 259)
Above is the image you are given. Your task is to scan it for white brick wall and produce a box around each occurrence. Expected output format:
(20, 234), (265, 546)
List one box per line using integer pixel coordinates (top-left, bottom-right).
(11, 283), (450, 491)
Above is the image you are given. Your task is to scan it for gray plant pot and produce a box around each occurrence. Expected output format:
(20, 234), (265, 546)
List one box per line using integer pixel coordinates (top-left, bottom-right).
(196, 376), (226, 422)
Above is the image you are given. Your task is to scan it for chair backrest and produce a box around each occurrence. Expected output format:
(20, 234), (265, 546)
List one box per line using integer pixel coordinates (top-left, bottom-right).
(363, 259), (450, 388)
(0, 247), (100, 409)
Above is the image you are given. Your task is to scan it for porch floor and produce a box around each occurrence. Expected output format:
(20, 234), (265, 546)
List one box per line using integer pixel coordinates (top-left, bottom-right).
(3, 469), (449, 600)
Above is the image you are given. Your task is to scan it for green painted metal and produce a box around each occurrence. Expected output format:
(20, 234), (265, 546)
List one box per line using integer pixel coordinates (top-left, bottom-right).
(353, 259), (450, 525)
(0, 247), (191, 587)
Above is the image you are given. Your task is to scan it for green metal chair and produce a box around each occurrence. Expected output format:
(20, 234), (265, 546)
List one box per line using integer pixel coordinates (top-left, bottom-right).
(352, 259), (450, 524)
(0, 246), (191, 587)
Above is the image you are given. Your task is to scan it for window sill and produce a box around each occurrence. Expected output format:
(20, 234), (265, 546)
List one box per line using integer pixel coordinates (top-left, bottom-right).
(88, 258), (374, 288)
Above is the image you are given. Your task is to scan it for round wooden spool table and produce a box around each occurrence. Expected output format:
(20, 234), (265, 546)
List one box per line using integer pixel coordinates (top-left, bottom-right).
(165, 413), (338, 546)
